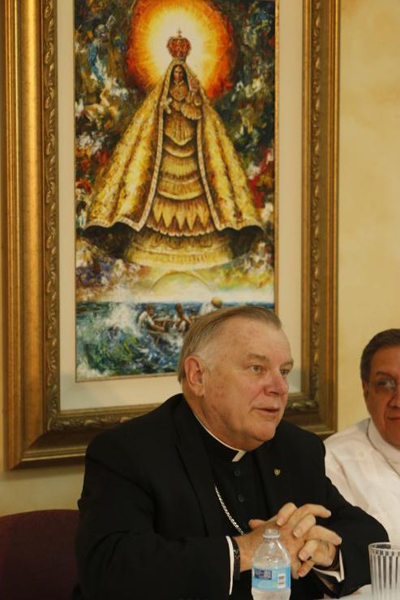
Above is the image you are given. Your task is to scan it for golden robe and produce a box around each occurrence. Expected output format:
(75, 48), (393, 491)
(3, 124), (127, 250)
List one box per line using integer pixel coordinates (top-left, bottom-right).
(84, 59), (263, 267)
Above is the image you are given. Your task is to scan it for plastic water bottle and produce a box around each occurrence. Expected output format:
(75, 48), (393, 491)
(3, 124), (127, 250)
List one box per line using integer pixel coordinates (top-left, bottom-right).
(251, 528), (291, 600)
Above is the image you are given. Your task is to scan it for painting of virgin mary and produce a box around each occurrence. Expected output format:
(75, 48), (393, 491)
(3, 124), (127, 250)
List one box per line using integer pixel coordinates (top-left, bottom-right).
(83, 31), (263, 267)
(75, 0), (276, 379)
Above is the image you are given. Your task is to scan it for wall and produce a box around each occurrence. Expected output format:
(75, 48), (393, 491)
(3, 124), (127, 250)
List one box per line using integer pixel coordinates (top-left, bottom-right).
(1, 0), (399, 514)
(337, 0), (400, 428)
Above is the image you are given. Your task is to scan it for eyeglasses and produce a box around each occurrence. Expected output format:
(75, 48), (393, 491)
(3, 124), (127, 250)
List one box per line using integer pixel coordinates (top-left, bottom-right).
(368, 377), (398, 399)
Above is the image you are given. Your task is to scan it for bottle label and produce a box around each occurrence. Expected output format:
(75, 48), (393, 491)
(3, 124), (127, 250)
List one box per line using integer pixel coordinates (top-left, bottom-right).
(252, 566), (291, 590)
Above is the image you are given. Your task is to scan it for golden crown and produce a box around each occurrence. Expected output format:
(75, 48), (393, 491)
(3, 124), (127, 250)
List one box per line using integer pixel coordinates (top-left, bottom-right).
(167, 30), (191, 60)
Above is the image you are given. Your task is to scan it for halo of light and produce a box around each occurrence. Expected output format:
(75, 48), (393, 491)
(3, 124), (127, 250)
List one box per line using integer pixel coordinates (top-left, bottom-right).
(126, 0), (236, 98)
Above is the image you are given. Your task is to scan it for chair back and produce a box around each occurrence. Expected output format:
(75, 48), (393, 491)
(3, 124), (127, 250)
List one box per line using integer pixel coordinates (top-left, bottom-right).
(0, 509), (79, 600)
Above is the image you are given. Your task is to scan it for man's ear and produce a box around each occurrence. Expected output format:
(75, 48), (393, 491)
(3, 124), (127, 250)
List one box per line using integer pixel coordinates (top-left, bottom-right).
(362, 379), (369, 402)
(184, 356), (206, 397)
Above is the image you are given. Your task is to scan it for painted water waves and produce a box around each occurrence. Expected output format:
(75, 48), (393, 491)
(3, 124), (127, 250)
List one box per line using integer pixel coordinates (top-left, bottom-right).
(77, 301), (273, 380)
(75, 0), (276, 379)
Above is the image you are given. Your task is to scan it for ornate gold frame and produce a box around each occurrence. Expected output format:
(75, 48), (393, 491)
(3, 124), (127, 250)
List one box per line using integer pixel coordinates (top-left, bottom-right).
(4, 0), (339, 468)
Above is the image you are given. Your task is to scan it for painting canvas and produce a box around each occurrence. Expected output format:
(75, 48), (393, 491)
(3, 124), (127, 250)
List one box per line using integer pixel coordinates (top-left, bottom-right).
(74, 0), (277, 380)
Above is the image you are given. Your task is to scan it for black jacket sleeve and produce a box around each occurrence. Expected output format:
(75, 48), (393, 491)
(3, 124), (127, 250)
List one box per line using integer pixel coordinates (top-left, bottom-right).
(74, 425), (231, 600)
(277, 423), (389, 598)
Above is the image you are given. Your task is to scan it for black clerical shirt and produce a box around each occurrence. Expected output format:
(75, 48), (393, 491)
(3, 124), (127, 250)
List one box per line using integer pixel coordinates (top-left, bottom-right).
(197, 419), (271, 599)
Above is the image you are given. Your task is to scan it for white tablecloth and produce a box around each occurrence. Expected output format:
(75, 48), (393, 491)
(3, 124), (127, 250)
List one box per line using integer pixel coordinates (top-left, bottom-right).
(318, 584), (373, 599)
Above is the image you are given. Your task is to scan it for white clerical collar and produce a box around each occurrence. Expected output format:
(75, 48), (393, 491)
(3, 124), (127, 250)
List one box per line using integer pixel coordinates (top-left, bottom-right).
(192, 411), (247, 462)
(368, 418), (400, 474)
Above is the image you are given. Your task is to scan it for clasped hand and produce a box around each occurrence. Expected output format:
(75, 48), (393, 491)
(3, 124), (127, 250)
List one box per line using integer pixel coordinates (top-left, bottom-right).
(235, 502), (342, 579)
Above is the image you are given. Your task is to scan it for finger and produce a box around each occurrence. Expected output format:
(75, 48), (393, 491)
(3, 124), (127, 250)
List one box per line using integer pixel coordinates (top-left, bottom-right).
(292, 513), (317, 539)
(298, 539), (319, 562)
(290, 557), (302, 580)
(303, 524), (342, 547)
(299, 538), (340, 568)
(298, 559), (315, 578)
(291, 567), (300, 580)
(278, 503), (332, 530)
(275, 502), (298, 526)
(313, 541), (340, 568)
(248, 518), (267, 531)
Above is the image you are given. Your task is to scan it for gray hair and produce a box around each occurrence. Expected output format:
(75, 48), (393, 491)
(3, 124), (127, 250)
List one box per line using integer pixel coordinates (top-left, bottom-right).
(177, 305), (282, 382)
(360, 328), (400, 381)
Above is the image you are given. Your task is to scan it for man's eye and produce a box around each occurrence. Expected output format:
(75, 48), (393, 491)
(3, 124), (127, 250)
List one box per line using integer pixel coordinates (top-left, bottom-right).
(376, 378), (394, 388)
(280, 369), (290, 378)
(250, 365), (262, 372)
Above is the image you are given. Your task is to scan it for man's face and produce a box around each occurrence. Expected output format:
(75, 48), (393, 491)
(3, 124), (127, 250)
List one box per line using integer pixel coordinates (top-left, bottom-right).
(192, 317), (293, 451)
(173, 66), (184, 83)
(363, 345), (400, 449)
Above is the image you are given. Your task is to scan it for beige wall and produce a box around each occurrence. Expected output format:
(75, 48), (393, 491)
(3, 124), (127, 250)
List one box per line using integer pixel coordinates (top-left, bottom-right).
(1, 0), (399, 514)
(338, 0), (400, 428)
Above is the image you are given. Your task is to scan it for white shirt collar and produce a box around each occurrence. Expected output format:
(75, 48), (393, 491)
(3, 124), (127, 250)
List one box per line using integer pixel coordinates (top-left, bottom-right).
(368, 418), (400, 474)
(192, 411), (247, 462)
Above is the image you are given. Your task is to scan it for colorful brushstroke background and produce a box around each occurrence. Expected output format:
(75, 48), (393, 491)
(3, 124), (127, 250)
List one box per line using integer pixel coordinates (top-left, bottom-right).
(74, 0), (276, 379)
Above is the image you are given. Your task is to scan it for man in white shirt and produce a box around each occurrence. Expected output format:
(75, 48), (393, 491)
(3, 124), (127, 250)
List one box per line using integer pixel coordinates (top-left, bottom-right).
(137, 304), (165, 333)
(325, 329), (400, 545)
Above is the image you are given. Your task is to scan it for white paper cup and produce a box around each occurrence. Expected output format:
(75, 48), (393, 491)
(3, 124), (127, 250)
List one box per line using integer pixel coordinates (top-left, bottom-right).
(369, 542), (400, 599)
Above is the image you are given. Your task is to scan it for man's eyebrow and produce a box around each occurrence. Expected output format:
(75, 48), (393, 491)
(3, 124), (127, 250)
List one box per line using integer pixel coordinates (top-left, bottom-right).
(374, 370), (396, 377)
(282, 359), (294, 368)
(246, 353), (294, 368)
(247, 353), (268, 362)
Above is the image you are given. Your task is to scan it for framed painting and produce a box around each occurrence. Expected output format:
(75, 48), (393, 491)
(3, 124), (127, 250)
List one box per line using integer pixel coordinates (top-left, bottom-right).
(4, 0), (339, 468)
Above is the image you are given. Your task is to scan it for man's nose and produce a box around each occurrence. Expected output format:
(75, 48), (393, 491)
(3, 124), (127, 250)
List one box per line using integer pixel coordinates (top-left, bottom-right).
(264, 372), (289, 396)
(389, 384), (400, 407)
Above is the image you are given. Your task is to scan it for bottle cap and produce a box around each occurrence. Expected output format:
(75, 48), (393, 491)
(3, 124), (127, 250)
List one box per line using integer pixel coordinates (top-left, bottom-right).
(262, 527), (280, 539)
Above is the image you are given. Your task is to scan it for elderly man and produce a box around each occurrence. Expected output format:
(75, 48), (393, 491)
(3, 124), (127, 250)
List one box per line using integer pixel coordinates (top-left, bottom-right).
(74, 306), (387, 600)
(325, 328), (400, 545)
